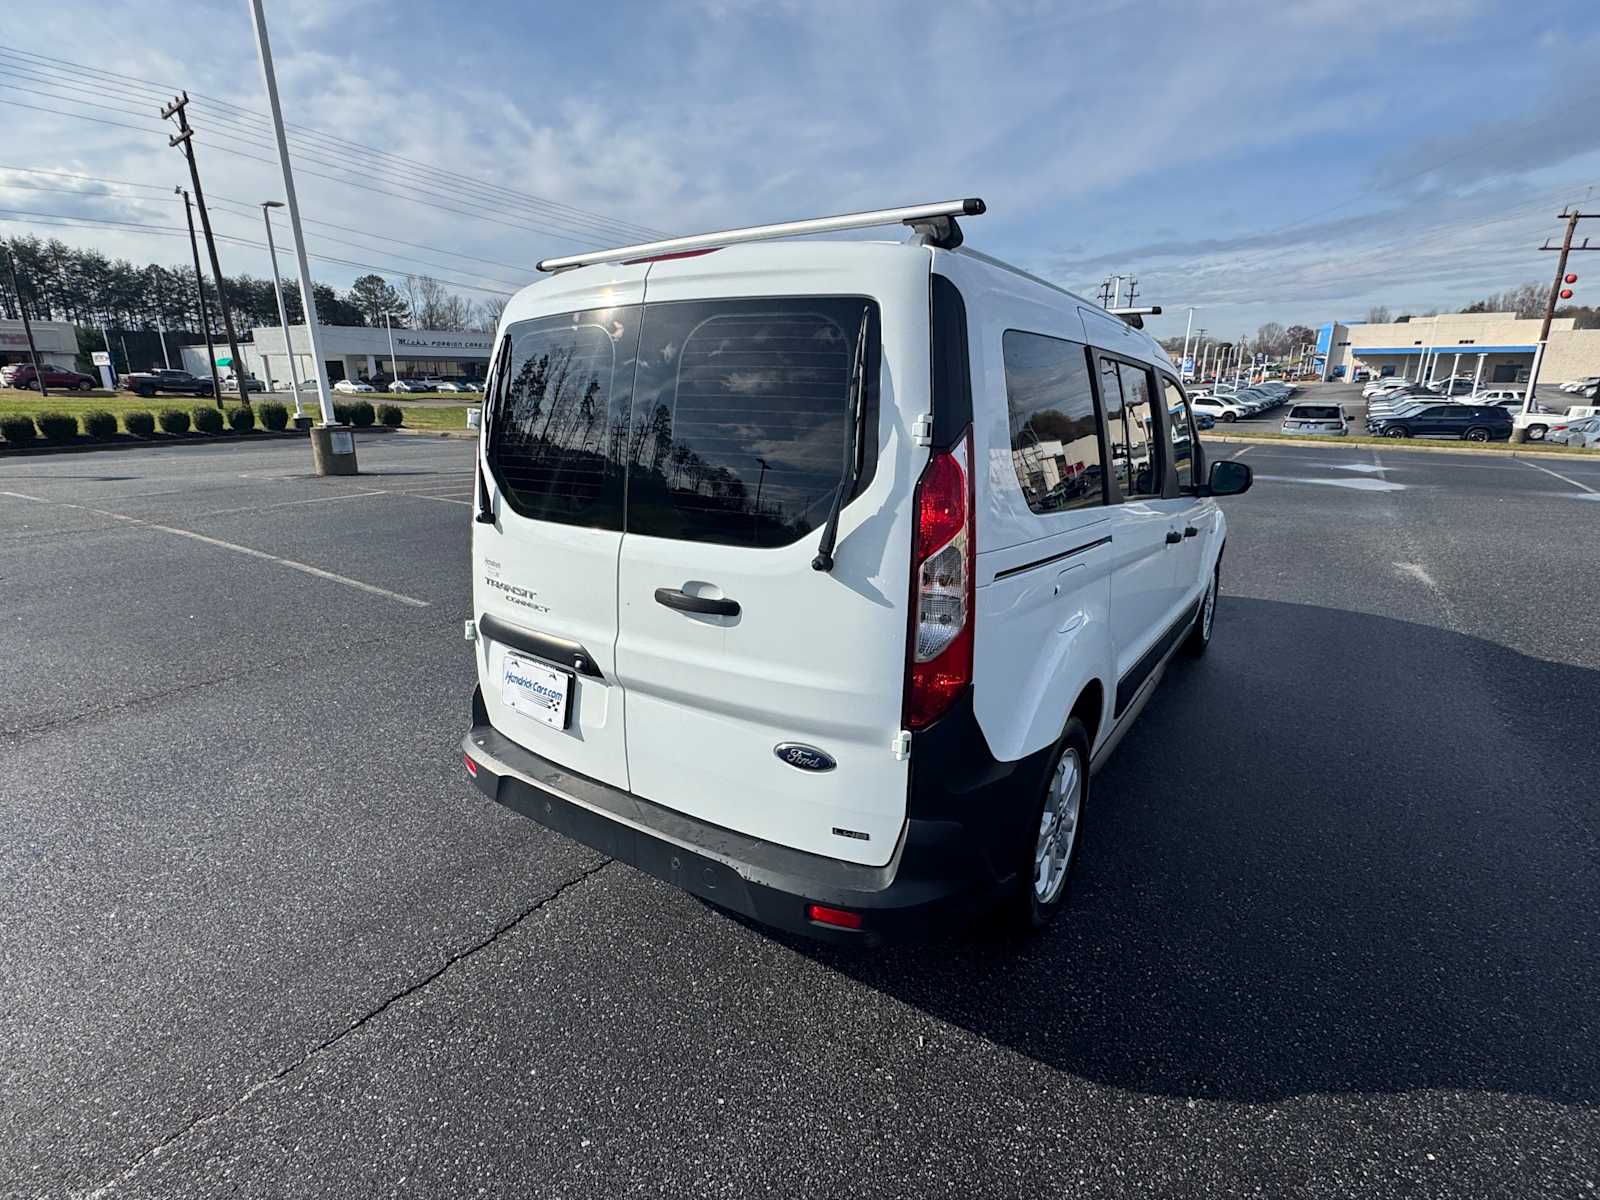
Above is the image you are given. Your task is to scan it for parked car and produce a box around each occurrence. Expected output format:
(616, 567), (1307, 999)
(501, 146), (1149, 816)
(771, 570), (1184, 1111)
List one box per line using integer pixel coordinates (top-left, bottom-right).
(1559, 376), (1600, 393)
(435, 380), (469, 393)
(119, 368), (214, 397)
(1372, 403), (1512, 441)
(2, 362), (97, 391)
(333, 379), (376, 394)
(461, 205), (1253, 943)
(458, 380), (483, 393)
(1191, 393), (1251, 422)
(220, 375), (266, 395)
(1281, 403), (1348, 436)
(1546, 414), (1600, 448)
(391, 379), (435, 393)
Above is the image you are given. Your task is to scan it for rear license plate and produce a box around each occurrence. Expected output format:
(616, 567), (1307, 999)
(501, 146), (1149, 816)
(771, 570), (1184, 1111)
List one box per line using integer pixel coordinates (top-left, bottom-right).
(500, 652), (572, 730)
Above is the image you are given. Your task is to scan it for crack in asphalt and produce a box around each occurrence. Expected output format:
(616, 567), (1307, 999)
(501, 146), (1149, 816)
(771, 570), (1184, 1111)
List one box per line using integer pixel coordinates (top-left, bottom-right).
(72, 857), (614, 1199)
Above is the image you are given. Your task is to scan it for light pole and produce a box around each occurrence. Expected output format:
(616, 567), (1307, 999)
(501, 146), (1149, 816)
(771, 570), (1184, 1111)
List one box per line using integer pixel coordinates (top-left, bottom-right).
(384, 310), (400, 385)
(260, 199), (303, 422)
(1179, 308), (1195, 380)
(246, 0), (335, 429)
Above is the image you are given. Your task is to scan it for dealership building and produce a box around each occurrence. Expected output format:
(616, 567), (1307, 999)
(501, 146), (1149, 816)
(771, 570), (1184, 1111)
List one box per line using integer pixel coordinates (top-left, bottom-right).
(1315, 311), (1600, 387)
(180, 323), (494, 386)
(0, 318), (79, 371)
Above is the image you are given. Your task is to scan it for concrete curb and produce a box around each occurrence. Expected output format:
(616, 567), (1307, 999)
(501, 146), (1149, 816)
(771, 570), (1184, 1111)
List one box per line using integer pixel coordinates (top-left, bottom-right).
(1201, 434), (1596, 462)
(0, 429), (309, 458)
(391, 428), (478, 440)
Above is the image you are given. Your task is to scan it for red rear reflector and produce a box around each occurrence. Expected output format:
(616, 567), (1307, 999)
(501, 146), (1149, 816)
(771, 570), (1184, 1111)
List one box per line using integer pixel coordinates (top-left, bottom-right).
(806, 903), (863, 930)
(463, 754), (478, 777)
(621, 247), (721, 266)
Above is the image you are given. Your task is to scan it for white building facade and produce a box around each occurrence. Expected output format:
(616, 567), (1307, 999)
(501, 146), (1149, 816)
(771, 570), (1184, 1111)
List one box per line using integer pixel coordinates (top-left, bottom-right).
(180, 324), (494, 386)
(0, 319), (79, 371)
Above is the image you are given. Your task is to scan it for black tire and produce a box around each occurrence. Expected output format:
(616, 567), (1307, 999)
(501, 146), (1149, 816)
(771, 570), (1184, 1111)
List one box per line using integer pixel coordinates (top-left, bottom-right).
(1222, 411), (1237, 423)
(76, 379), (92, 392)
(1384, 426), (1410, 438)
(1526, 425), (1547, 441)
(1464, 427), (1490, 443)
(1185, 561), (1219, 656)
(1002, 717), (1091, 932)
(22, 379), (37, 390)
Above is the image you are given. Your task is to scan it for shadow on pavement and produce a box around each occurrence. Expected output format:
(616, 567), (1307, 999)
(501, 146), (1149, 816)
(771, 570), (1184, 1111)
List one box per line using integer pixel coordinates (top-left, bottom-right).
(797, 597), (1600, 1105)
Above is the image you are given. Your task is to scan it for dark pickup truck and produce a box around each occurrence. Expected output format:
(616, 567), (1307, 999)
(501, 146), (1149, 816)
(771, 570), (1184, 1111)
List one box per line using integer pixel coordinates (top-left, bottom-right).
(120, 368), (216, 398)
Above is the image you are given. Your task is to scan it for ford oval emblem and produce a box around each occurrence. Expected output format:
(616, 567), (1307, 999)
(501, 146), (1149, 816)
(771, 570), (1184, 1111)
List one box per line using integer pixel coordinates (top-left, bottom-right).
(774, 743), (836, 772)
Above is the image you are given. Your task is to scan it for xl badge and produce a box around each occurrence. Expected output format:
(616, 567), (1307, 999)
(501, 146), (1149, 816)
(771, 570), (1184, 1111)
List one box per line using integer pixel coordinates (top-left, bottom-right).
(774, 743), (836, 772)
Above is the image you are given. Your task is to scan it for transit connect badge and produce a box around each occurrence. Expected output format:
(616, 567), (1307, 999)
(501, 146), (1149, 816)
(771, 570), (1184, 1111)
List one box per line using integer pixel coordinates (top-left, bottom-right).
(773, 743), (836, 772)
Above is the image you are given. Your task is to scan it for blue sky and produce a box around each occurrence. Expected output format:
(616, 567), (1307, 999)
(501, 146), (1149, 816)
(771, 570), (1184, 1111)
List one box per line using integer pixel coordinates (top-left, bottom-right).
(3, 0), (1600, 340)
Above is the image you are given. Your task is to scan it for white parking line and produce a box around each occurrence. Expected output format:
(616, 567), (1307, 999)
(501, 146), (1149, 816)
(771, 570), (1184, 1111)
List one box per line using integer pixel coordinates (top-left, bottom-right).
(0, 489), (49, 502)
(1518, 458), (1597, 494)
(195, 490), (391, 517)
(396, 492), (471, 506)
(13, 492), (431, 608)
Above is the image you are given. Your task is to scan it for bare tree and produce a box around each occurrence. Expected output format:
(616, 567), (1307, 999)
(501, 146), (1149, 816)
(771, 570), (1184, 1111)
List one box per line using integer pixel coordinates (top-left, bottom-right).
(475, 295), (509, 333)
(1366, 305), (1392, 324)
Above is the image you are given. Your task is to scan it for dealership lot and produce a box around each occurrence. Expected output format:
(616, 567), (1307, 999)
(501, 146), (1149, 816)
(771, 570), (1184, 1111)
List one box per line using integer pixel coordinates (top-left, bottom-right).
(2, 436), (1598, 1197)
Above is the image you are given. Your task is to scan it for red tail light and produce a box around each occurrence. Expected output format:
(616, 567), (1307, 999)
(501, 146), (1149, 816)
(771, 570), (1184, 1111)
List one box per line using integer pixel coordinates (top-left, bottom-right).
(463, 754), (478, 777)
(807, 903), (864, 930)
(904, 428), (974, 729)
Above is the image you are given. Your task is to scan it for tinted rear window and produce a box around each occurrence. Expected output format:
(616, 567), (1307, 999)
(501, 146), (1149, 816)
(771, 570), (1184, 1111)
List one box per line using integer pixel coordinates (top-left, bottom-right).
(624, 297), (879, 548)
(1290, 405), (1341, 419)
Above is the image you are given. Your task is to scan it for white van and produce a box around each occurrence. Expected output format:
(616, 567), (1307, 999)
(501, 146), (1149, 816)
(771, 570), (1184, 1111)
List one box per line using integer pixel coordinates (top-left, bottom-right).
(461, 201), (1252, 944)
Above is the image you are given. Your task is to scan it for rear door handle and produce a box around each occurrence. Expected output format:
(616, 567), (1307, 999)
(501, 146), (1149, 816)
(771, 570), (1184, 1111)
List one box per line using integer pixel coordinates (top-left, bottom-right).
(654, 587), (740, 617)
(1165, 530), (1183, 545)
(1183, 526), (1199, 538)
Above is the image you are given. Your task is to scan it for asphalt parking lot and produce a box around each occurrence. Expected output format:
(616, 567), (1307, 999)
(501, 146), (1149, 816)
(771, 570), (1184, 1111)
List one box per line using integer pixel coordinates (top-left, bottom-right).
(3, 433), (1598, 1198)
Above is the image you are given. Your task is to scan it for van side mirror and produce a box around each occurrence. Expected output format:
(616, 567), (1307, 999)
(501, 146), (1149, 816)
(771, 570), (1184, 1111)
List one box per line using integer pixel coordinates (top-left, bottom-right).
(1205, 459), (1252, 497)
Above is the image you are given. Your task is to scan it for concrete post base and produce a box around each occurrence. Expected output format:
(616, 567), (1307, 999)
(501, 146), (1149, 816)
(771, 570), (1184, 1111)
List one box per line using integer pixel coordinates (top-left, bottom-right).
(1510, 427), (1528, 445)
(309, 425), (359, 475)
(292, 414), (313, 431)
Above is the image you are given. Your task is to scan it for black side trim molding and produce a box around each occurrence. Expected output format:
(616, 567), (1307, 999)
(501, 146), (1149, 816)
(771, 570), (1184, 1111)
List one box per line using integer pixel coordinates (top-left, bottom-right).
(992, 534), (1113, 581)
(478, 612), (603, 679)
(1114, 595), (1202, 717)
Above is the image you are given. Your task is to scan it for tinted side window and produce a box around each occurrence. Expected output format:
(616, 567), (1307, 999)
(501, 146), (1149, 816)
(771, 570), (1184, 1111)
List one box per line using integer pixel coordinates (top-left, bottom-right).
(1162, 376), (1197, 490)
(488, 306), (640, 529)
(1001, 331), (1105, 514)
(625, 297), (879, 548)
(1101, 358), (1162, 499)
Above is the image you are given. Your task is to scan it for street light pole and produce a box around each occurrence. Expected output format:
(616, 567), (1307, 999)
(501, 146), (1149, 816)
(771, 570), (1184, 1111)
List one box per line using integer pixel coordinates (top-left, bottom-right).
(1180, 308), (1195, 380)
(246, 0), (335, 428)
(260, 200), (303, 421)
(384, 310), (400, 384)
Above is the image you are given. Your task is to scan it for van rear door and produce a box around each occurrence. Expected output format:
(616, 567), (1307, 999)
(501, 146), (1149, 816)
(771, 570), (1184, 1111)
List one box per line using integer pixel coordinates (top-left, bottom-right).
(612, 250), (926, 867)
(475, 271), (646, 791)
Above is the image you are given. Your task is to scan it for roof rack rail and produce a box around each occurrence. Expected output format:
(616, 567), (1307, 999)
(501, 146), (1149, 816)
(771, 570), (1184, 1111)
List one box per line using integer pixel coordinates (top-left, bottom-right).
(1108, 305), (1162, 329)
(535, 198), (987, 273)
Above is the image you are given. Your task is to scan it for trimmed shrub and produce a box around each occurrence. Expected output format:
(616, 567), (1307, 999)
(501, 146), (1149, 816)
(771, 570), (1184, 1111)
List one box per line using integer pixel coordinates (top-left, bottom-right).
(226, 404), (256, 432)
(332, 399), (354, 425)
(258, 400), (289, 431)
(125, 410), (156, 437)
(192, 405), (225, 434)
(82, 410), (119, 439)
(36, 412), (79, 442)
(378, 403), (404, 427)
(347, 399), (375, 427)
(158, 408), (191, 435)
(1, 414), (37, 446)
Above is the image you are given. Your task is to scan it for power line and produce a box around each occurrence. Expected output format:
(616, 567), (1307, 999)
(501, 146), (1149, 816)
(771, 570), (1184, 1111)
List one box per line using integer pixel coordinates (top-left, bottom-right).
(0, 164), (541, 276)
(0, 207), (516, 296)
(0, 46), (667, 243)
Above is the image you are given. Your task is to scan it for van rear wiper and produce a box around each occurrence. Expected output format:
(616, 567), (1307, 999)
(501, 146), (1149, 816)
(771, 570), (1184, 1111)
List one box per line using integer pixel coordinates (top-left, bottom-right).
(812, 306), (871, 572)
(476, 336), (510, 525)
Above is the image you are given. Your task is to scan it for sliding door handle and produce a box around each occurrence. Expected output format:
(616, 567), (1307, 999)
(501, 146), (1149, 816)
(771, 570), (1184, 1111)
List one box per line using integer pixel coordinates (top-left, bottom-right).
(1165, 530), (1183, 545)
(1183, 526), (1199, 538)
(655, 588), (740, 617)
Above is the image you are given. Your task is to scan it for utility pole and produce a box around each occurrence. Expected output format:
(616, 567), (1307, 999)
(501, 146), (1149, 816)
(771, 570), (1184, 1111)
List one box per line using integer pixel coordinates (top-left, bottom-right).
(156, 317), (173, 368)
(1123, 277), (1140, 309)
(177, 187), (223, 405)
(1096, 277), (1114, 309)
(1111, 275), (1124, 307)
(1530, 209), (1600, 407)
(4, 244), (49, 398)
(162, 92), (248, 400)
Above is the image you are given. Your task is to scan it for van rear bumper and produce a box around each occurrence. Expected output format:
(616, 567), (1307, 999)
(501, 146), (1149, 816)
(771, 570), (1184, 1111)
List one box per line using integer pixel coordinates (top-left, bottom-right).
(462, 690), (1001, 945)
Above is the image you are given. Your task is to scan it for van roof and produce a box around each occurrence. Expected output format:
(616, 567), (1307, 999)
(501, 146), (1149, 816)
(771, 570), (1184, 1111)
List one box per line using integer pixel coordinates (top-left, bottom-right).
(502, 238), (1172, 367)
